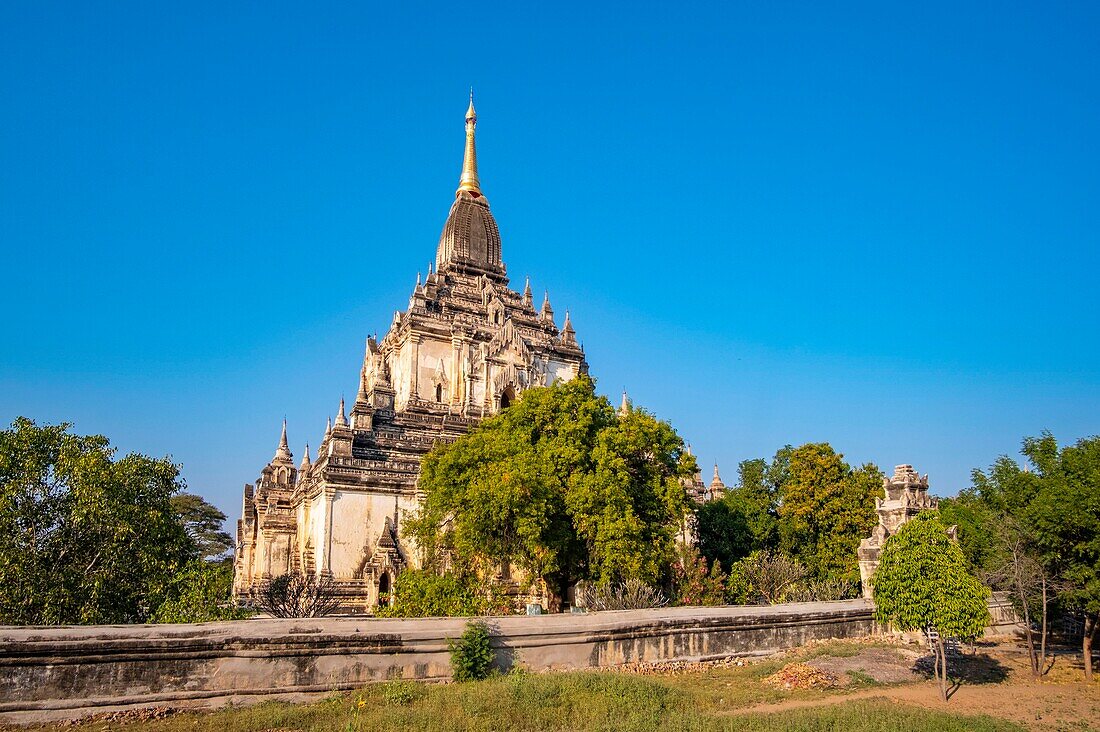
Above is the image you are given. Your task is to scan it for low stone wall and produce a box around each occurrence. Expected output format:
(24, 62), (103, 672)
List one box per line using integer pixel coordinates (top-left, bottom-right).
(0, 599), (874, 723)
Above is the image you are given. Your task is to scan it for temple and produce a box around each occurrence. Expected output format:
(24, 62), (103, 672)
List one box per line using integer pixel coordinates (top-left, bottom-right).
(233, 95), (588, 611)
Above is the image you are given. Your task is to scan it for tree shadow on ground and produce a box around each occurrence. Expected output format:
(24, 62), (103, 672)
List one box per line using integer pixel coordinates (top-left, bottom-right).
(912, 651), (1009, 699)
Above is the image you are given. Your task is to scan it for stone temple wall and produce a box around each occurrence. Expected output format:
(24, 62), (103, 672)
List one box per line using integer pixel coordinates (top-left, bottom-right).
(0, 600), (874, 724)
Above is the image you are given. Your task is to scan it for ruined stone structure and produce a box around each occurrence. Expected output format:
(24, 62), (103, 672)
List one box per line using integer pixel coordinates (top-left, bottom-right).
(857, 464), (938, 598)
(234, 96), (588, 611)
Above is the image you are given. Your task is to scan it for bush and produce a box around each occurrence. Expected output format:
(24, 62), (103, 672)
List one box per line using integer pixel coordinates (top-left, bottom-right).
(579, 578), (668, 611)
(449, 620), (495, 681)
(257, 572), (341, 618)
(150, 560), (251, 623)
(729, 550), (807, 604)
(671, 545), (727, 606)
(785, 577), (857, 603)
(376, 569), (510, 618)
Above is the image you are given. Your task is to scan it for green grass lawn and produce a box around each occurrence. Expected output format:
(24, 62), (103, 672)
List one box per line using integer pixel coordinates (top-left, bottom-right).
(31, 668), (1024, 732)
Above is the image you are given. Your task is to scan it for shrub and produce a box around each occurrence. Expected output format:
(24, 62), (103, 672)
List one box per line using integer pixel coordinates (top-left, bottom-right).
(376, 569), (510, 618)
(449, 620), (495, 681)
(671, 545), (727, 606)
(785, 577), (857, 603)
(257, 572), (340, 618)
(579, 578), (668, 611)
(150, 560), (251, 623)
(729, 550), (807, 604)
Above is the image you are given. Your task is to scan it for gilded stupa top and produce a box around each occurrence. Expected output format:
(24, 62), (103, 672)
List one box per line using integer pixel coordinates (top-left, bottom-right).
(456, 90), (482, 197)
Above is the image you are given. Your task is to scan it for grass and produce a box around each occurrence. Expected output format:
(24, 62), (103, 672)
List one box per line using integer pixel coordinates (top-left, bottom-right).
(26, 668), (1025, 732)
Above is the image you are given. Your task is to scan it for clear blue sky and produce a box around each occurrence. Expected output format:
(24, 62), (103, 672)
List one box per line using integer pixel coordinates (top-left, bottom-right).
(2, 1), (1098, 525)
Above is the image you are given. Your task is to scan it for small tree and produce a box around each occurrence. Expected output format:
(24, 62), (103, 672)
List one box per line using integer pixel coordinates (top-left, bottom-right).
(873, 512), (989, 701)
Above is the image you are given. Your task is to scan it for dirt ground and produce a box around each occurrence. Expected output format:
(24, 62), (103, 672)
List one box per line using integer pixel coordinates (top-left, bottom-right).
(737, 638), (1100, 731)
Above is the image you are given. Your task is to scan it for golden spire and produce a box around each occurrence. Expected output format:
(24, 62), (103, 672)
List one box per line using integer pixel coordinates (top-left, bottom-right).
(456, 89), (482, 197)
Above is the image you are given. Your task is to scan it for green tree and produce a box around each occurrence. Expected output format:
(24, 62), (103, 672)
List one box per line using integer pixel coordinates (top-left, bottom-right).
(938, 489), (1000, 574)
(873, 512), (989, 702)
(695, 454), (783, 571)
(734, 455), (783, 550)
(1023, 432), (1100, 682)
(777, 443), (881, 586)
(149, 560), (250, 623)
(410, 376), (694, 610)
(0, 417), (197, 624)
(694, 497), (751, 570)
(962, 455), (1056, 679)
(170, 493), (234, 560)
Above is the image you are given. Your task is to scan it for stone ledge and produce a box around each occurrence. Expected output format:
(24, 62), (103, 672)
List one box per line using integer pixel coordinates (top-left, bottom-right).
(0, 600), (874, 724)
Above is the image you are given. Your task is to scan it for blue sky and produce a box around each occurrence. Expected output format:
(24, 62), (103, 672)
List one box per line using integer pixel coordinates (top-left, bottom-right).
(2, 1), (1098, 524)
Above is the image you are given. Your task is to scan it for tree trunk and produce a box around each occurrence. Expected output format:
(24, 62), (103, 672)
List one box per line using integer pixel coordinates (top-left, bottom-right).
(1039, 577), (1049, 677)
(1018, 584), (1038, 676)
(1084, 613), (1098, 683)
(937, 636), (949, 702)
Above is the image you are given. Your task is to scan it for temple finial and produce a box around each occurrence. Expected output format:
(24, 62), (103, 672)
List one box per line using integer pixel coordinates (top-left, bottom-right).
(456, 91), (482, 197)
(335, 396), (348, 427)
(274, 418), (292, 461)
(619, 389), (629, 417)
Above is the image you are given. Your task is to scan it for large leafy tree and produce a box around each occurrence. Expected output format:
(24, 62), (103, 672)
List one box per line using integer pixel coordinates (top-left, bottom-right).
(944, 432), (1100, 682)
(873, 511), (990, 702)
(170, 492), (234, 560)
(696, 455), (783, 570)
(777, 443), (881, 586)
(0, 417), (195, 624)
(409, 376), (694, 610)
(1023, 432), (1100, 682)
(954, 454), (1055, 678)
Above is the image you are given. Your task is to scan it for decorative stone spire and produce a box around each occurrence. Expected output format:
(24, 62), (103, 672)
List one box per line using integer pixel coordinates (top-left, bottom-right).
(540, 290), (554, 324)
(273, 419), (292, 462)
(335, 397), (349, 427)
(456, 90), (481, 197)
(561, 310), (577, 346)
(416, 271), (422, 288)
(299, 443), (311, 471)
(709, 463), (725, 499)
(523, 276), (533, 308)
(619, 389), (629, 417)
(358, 343), (371, 401)
(324, 416), (332, 439)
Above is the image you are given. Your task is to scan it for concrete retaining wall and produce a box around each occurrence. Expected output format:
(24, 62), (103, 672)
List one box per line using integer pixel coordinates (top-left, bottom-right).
(0, 599), (874, 723)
